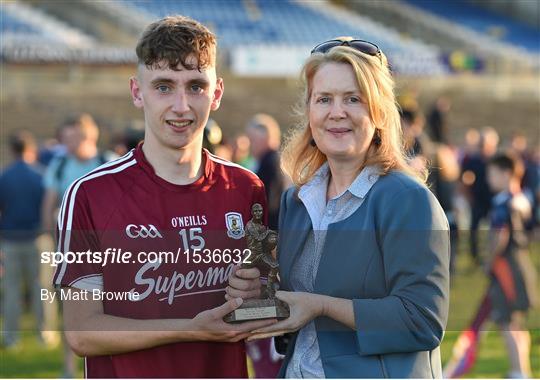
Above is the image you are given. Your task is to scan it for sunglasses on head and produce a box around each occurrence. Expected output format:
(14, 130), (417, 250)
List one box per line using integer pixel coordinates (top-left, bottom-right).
(310, 39), (382, 59)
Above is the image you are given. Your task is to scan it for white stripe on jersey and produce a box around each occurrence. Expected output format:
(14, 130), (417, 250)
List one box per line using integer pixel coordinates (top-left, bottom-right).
(70, 275), (103, 291)
(55, 152), (134, 280)
(206, 150), (258, 177)
(57, 151), (135, 235)
(55, 158), (137, 286)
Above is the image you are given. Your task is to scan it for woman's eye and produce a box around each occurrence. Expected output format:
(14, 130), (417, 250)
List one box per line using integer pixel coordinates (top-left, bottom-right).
(317, 97), (330, 104)
(348, 96), (360, 103)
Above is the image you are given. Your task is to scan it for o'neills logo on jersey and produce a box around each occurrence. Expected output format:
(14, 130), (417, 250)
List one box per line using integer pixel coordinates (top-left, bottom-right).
(130, 261), (235, 305)
(225, 212), (245, 239)
(125, 224), (163, 239)
(171, 214), (208, 228)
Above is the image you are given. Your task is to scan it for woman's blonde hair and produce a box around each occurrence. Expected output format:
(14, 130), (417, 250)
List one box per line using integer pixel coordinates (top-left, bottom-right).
(281, 42), (426, 186)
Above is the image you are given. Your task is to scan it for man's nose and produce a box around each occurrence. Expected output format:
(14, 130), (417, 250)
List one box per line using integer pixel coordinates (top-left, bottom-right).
(171, 91), (190, 114)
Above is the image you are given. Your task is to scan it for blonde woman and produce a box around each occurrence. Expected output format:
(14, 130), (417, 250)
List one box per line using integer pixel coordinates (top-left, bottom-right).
(227, 38), (450, 378)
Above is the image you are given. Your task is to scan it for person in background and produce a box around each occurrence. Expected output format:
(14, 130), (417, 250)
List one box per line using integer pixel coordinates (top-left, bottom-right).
(459, 127), (481, 164)
(461, 126), (499, 268)
(427, 96), (451, 144)
(509, 131), (539, 230)
(214, 142), (234, 161)
(41, 113), (106, 377)
(0, 130), (44, 349)
(202, 118), (223, 154)
(42, 114), (106, 233)
(246, 114), (284, 230)
(38, 122), (74, 167)
(244, 114), (285, 377)
(233, 134), (257, 171)
(430, 144), (461, 276)
(485, 153), (537, 379)
(401, 107), (428, 157)
(111, 120), (145, 157)
(202, 118), (234, 160)
(400, 107), (433, 176)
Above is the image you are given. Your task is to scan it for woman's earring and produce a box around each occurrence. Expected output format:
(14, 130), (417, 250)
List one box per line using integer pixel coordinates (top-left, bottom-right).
(373, 131), (381, 146)
(310, 138), (317, 147)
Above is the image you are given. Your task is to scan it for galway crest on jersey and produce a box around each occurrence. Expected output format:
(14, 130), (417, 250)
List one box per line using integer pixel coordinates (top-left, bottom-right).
(225, 212), (245, 239)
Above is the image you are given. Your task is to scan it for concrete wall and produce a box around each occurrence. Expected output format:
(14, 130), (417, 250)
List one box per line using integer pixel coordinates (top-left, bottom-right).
(2, 63), (539, 167)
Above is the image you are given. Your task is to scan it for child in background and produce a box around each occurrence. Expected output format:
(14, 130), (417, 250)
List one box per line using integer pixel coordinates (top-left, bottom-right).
(486, 153), (538, 379)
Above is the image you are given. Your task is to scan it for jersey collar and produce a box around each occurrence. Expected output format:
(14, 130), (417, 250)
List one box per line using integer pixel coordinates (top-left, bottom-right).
(134, 144), (215, 192)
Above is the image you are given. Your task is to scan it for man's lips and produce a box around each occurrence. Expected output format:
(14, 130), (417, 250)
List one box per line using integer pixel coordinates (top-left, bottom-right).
(166, 120), (193, 132)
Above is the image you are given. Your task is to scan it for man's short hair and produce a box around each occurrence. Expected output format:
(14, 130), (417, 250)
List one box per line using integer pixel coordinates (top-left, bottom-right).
(9, 129), (36, 156)
(63, 113), (100, 142)
(136, 15), (216, 71)
(489, 152), (524, 180)
(247, 113), (281, 150)
(399, 108), (418, 125)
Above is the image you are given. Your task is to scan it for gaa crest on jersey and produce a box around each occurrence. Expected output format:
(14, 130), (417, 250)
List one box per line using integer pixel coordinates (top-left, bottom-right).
(225, 212), (245, 239)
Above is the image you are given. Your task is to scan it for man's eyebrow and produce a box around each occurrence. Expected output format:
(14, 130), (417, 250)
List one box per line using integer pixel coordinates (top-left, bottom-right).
(187, 78), (210, 87)
(150, 77), (176, 86)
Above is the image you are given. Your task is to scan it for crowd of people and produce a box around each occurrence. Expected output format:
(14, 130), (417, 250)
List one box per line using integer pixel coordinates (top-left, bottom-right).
(0, 14), (538, 379)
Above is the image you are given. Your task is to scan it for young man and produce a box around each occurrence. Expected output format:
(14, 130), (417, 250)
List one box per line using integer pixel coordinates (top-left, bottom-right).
(42, 113), (106, 377)
(0, 130), (44, 348)
(486, 153), (537, 379)
(42, 114), (106, 233)
(54, 16), (272, 378)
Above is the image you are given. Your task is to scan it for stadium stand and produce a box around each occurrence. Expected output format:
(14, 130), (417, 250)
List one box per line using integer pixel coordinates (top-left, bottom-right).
(1, 0), (536, 74)
(115, 0), (447, 75)
(0, 0), (134, 63)
(1, 0), (95, 46)
(392, 0), (538, 69)
(2, 10), (41, 36)
(404, 0), (539, 54)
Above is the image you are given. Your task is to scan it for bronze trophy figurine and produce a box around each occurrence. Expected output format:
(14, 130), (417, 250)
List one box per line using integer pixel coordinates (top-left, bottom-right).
(224, 203), (290, 323)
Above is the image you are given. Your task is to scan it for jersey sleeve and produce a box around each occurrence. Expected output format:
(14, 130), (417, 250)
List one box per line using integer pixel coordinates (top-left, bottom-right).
(53, 183), (103, 290)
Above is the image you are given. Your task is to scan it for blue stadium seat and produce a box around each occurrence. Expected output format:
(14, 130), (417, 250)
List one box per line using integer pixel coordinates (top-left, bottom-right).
(122, 0), (413, 53)
(404, 0), (539, 53)
(1, 12), (41, 35)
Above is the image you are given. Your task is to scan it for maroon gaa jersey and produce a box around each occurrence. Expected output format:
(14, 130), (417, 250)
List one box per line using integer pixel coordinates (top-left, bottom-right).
(53, 145), (267, 378)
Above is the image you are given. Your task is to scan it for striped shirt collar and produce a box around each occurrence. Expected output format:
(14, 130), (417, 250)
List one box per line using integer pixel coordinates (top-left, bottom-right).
(299, 162), (380, 201)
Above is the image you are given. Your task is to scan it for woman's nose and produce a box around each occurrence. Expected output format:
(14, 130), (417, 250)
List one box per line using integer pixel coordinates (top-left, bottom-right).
(329, 102), (347, 119)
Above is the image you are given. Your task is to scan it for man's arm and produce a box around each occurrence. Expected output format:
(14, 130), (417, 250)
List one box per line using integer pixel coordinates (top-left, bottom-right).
(42, 157), (62, 233)
(484, 227), (510, 272)
(63, 289), (275, 357)
(42, 189), (59, 233)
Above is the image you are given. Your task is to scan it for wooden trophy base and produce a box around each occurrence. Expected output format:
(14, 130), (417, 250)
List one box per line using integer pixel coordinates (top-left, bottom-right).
(223, 298), (290, 323)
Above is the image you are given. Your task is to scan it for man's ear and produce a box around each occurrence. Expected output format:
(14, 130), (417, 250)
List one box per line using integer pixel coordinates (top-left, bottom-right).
(210, 77), (224, 111)
(129, 77), (144, 109)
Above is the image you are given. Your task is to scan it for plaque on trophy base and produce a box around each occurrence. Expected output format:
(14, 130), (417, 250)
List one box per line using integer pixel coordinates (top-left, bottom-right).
(224, 203), (290, 323)
(223, 298), (289, 323)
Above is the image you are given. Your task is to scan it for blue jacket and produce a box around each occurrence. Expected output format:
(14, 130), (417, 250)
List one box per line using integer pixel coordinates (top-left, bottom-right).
(0, 160), (44, 240)
(277, 171), (450, 378)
